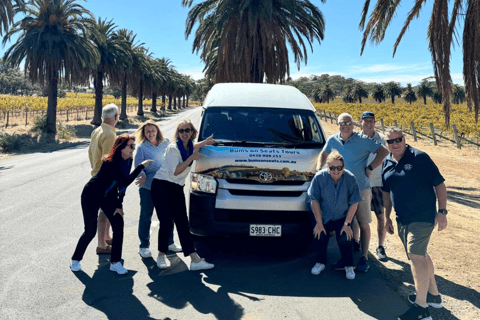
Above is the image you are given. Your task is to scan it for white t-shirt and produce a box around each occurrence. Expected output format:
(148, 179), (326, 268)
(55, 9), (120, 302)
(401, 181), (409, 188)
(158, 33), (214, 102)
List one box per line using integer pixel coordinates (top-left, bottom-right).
(153, 142), (192, 186)
(366, 131), (386, 187)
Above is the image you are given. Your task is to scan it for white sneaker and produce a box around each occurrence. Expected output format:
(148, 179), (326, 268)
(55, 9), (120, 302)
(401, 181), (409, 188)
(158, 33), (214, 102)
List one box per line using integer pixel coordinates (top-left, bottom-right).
(70, 260), (82, 272)
(168, 243), (183, 252)
(311, 263), (325, 275)
(139, 248), (152, 258)
(110, 262), (128, 275)
(345, 266), (355, 280)
(156, 254), (170, 269)
(190, 258), (215, 271)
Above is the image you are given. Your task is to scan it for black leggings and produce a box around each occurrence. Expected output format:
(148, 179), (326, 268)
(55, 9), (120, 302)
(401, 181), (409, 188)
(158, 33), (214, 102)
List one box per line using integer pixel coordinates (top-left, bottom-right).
(151, 179), (196, 257)
(72, 189), (124, 263)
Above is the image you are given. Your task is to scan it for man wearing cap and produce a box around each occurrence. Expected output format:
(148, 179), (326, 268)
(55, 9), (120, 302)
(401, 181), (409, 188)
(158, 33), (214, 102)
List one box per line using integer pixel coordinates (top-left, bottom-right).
(361, 111), (388, 260)
(382, 127), (447, 320)
(317, 112), (389, 272)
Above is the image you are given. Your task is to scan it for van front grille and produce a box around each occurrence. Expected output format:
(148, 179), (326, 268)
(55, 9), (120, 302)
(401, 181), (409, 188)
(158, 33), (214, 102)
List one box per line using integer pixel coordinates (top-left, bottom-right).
(227, 189), (303, 197)
(213, 209), (311, 223)
(225, 179), (306, 186)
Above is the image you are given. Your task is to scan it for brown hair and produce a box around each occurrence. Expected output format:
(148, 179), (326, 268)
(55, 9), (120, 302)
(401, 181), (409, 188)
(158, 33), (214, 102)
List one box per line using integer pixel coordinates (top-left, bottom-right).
(326, 149), (344, 166)
(102, 134), (135, 162)
(174, 119), (198, 141)
(135, 120), (164, 145)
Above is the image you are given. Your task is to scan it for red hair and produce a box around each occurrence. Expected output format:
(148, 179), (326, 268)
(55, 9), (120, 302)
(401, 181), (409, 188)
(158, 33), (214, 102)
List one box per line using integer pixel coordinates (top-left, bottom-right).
(102, 134), (135, 162)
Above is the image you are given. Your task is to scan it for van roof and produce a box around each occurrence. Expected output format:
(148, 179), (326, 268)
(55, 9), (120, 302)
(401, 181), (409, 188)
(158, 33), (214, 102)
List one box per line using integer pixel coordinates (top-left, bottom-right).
(203, 83), (315, 111)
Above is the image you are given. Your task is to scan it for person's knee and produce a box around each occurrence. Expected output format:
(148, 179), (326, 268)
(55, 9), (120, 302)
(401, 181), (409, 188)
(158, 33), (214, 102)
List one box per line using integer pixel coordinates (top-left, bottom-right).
(409, 253), (428, 265)
(98, 212), (107, 223)
(359, 221), (371, 230)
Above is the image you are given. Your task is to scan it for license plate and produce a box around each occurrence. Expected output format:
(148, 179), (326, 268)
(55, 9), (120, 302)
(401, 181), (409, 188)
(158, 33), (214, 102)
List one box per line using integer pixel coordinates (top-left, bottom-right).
(249, 224), (282, 237)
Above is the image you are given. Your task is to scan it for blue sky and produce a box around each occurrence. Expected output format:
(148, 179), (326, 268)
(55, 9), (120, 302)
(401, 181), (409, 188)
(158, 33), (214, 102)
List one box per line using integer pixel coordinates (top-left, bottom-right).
(1, 0), (464, 86)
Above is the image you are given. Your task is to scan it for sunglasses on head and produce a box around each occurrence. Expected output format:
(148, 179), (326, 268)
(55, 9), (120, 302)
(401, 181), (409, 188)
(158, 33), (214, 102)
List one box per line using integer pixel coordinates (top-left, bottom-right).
(386, 136), (404, 144)
(329, 165), (344, 172)
(339, 121), (352, 126)
(178, 128), (192, 134)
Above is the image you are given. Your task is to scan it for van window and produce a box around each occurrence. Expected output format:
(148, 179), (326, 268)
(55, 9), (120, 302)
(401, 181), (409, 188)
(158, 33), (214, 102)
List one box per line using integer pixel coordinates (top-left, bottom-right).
(200, 107), (324, 146)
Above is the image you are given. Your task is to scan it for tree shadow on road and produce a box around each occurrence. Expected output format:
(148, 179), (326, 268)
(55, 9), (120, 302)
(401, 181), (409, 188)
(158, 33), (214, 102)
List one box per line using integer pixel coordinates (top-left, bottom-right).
(374, 256), (479, 320)
(73, 256), (156, 320)
(446, 186), (480, 209)
(142, 255), (245, 320)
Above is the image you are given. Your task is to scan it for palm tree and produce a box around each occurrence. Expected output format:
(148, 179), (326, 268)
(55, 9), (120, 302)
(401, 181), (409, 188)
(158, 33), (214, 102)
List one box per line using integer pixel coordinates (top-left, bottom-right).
(404, 83), (417, 104)
(3, 0), (99, 139)
(452, 84), (466, 105)
(352, 83), (369, 103)
(0, 0), (24, 35)
(416, 79), (434, 105)
(432, 86), (442, 104)
(312, 84), (322, 103)
(342, 85), (355, 103)
(183, 0), (326, 84)
(321, 84), (335, 103)
(371, 84), (385, 103)
(384, 82), (402, 104)
(359, 0), (479, 127)
(87, 17), (128, 125)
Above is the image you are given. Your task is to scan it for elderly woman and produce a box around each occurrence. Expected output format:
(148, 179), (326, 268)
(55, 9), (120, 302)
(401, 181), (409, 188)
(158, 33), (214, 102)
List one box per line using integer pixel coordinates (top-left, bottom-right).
(134, 120), (181, 259)
(151, 119), (216, 271)
(307, 150), (362, 280)
(71, 134), (152, 275)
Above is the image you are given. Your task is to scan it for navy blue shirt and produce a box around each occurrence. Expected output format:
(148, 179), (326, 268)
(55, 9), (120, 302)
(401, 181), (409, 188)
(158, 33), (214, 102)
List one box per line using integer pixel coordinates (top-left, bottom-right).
(308, 169), (362, 224)
(382, 146), (445, 225)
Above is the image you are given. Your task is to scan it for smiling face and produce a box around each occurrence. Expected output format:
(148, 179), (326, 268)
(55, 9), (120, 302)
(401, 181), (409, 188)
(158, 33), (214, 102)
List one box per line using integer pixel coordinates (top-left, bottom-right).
(386, 130), (406, 160)
(361, 117), (375, 135)
(177, 123), (193, 145)
(121, 139), (135, 160)
(144, 124), (158, 145)
(338, 115), (354, 138)
(328, 159), (345, 182)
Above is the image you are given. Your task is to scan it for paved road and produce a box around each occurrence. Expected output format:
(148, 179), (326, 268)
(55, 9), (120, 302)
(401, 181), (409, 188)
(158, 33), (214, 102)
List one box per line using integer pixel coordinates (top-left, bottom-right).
(0, 107), (408, 320)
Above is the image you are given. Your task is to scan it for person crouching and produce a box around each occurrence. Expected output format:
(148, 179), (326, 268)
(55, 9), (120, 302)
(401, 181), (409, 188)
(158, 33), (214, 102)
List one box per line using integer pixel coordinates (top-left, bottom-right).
(308, 150), (362, 280)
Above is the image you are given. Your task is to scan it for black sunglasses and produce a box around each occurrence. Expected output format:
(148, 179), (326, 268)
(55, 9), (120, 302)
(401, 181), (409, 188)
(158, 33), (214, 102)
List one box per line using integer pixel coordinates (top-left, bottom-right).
(127, 143), (135, 150)
(329, 165), (344, 172)
(386, 136), (404, 144)
(339, 121), (353, 126)
(178, 128), (192, 134)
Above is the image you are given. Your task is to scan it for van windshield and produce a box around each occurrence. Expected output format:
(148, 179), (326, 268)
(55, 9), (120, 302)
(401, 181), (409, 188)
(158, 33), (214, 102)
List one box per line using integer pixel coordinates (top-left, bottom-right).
(199, 107), (324, 147)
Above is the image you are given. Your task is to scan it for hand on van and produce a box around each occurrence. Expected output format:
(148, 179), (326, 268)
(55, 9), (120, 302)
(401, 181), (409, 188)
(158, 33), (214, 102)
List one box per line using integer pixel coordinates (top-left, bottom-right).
(195, 134), (217, 152)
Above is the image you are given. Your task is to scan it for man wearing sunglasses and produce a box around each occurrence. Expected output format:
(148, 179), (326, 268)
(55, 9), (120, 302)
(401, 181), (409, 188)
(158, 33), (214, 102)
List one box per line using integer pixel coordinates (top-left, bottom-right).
(317, 112), (389, 273)
(361, 111), (388, 260)
(382, 127), (447, 320)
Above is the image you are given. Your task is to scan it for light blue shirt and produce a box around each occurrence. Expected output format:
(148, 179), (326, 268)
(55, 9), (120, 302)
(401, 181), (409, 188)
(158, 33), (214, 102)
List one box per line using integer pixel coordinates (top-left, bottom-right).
(134, 138), (170, 190)
(308, 169), (362, 223)
(323, 132), (381, 190)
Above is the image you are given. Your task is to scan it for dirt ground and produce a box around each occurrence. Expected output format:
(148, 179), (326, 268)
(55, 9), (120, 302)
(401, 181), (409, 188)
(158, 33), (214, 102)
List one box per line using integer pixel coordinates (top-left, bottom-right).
(1, 109), (479, 319)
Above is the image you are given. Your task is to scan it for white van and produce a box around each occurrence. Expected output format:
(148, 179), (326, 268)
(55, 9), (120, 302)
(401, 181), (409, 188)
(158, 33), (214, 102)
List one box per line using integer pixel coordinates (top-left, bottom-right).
(188, 83), (326, 238)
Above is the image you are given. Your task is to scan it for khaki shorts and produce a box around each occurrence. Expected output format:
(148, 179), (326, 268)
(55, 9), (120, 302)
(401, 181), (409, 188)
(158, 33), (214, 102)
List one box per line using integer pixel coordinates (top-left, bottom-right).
(398, 222), (434, 258)
(356, 189), (372, 223)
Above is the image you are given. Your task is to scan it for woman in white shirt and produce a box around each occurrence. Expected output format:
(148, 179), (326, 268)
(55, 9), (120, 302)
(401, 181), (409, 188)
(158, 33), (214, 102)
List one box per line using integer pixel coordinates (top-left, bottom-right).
(151, 119), (216, 271)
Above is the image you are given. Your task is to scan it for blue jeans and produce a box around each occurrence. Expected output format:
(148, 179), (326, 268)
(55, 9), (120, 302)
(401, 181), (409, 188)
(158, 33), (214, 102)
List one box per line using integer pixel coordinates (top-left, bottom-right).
(139, 188), (174, 248)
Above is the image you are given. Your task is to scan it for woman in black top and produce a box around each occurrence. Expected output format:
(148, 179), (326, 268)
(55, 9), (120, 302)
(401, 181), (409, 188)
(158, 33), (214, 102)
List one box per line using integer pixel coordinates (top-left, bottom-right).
(71, 134), (152, 275)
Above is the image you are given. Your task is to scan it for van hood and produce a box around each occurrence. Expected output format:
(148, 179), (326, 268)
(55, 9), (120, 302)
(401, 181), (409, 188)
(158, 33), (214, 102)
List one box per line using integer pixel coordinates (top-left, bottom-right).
(195, 146), (319, 182)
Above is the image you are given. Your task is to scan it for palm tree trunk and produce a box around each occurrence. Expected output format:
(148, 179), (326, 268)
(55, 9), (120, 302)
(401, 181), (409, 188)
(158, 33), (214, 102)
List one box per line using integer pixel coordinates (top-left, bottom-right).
(151, 92), (157, 113)
(423, 95), (427, 105)
(186, 94), (189, 107)
(359, 97), (362, 104)
(120, 76), (128, 120)
(91, 70), (103, 126)
(168, 95), (172, 110)
(45, 66), (58, 141)
(161, 94), (166, 112)
(137, 80), (144, 116)
(391, 96), (395, 104)
(173, 95), (177, 110)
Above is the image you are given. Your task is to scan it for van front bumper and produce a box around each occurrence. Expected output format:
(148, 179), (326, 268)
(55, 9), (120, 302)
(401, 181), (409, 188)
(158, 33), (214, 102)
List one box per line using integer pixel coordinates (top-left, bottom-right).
(188, 192), (312, 237)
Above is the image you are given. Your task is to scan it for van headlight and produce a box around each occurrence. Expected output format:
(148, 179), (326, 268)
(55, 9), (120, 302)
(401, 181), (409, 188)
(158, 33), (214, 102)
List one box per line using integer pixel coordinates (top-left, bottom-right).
(191, 173), (217, 194)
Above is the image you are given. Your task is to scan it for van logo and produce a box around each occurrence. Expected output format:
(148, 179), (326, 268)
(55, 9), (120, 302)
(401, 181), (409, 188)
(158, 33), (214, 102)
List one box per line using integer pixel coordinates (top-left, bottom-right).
(259, 172), (273, 182)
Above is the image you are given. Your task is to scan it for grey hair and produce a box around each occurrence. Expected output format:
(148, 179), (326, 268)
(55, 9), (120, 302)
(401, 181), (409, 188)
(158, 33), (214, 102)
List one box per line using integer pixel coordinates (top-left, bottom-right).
(386, 126), (403, 136)
(102, 104), (119, 119)
(337, 112), (352, 122)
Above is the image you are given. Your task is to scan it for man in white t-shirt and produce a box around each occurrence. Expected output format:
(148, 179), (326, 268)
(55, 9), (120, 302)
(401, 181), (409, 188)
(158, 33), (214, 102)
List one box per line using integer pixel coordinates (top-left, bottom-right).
(361, 111), (388, 259)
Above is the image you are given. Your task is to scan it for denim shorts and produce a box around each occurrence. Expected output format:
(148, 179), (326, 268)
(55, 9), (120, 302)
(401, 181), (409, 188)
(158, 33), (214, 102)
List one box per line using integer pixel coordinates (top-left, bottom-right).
(398, 222), (434, 258)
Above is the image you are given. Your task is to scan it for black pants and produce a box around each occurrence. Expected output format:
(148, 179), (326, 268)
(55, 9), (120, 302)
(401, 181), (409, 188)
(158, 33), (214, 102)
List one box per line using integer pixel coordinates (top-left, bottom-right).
(72, 189), (124, 263)
(312, 216), (354, 267)
(151, 179), (196, 257)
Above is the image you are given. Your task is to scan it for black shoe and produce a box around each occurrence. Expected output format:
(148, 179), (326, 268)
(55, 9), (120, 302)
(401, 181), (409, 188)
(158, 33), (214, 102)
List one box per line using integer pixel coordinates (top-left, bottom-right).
(353, 240), (361, 252)
(356, 256), (370, 273)
(408, 292), (443, 309)
(398, 304), (432, 320)
(376, 246), (387, 259)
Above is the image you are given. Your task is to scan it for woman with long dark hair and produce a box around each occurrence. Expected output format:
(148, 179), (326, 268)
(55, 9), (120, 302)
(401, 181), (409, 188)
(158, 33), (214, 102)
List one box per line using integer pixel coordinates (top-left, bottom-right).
(71, 134), (152, 274)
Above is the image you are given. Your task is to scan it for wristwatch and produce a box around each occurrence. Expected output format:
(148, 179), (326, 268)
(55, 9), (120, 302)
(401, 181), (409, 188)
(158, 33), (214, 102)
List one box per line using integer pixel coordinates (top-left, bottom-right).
(344, 222), (351, 227)
(367, 165), (373, 171)
(438, 209), (448, 215)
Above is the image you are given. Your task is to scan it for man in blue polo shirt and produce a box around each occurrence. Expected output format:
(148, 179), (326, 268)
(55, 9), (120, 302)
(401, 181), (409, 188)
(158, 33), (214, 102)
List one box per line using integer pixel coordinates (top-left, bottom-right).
(382, 127), (447, 320)
(317, 112), (388, 272)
